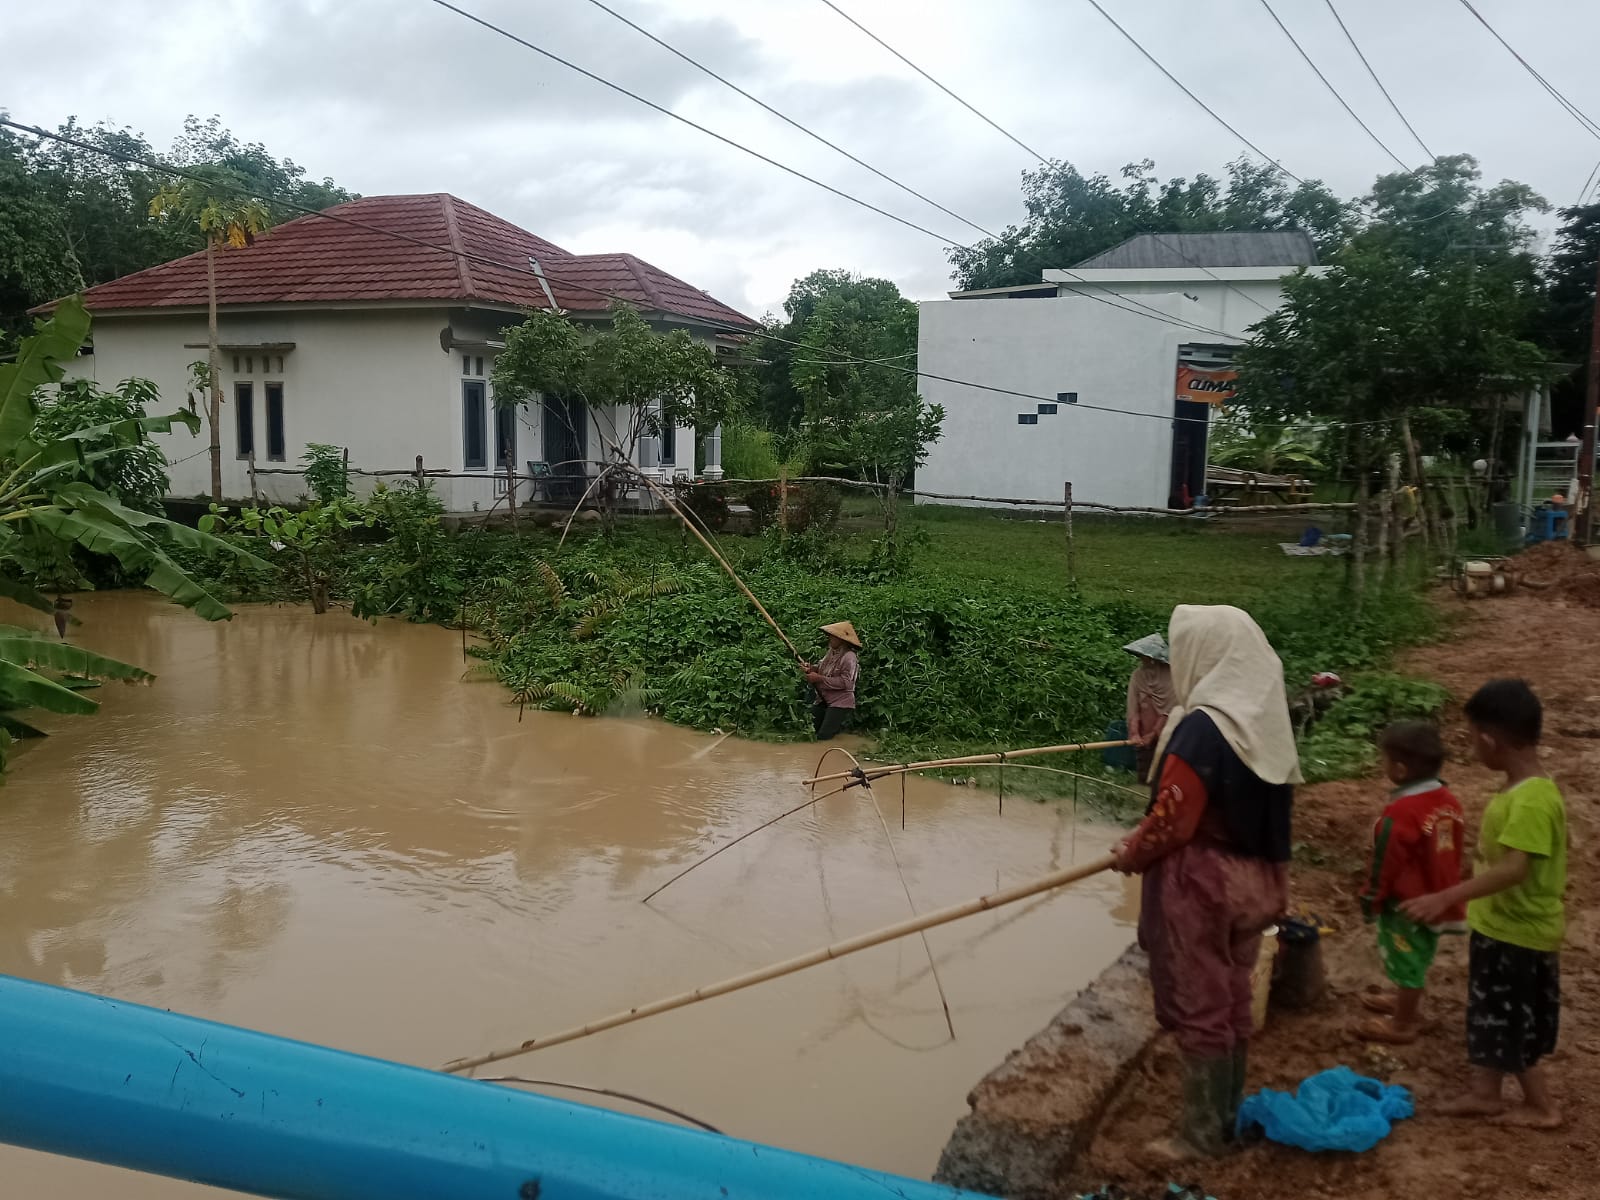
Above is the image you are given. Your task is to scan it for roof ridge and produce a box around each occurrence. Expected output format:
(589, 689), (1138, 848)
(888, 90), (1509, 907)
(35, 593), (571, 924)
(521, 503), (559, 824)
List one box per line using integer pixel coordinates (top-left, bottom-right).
(613, 252), (663, 310)
(438, 195), (475, 297)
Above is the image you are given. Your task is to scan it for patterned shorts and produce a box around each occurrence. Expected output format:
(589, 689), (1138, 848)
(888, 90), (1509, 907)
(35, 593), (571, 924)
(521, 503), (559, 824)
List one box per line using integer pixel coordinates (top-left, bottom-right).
(1376, 909), (1439, 991)
(1467, 931), (1560, 1074)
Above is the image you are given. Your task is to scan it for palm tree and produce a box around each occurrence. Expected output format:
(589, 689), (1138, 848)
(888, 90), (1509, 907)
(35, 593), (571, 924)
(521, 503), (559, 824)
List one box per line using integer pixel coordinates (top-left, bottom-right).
(148, 173), (272, 501)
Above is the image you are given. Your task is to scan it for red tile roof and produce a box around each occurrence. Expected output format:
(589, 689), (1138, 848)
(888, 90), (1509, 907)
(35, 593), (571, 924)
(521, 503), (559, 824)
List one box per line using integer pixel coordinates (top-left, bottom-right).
(71, 193), (757, 331)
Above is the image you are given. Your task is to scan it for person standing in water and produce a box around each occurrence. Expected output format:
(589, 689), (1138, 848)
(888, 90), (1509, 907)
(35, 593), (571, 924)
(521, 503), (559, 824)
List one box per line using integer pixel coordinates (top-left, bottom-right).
(1113, 605), (1298, 1162)
(803, 621), (861, 741)
(1124, 633), (1174, 782)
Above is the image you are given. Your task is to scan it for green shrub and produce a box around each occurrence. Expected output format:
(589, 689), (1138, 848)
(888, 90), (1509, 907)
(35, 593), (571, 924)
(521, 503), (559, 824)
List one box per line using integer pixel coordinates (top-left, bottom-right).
(721, 422), (781, 481)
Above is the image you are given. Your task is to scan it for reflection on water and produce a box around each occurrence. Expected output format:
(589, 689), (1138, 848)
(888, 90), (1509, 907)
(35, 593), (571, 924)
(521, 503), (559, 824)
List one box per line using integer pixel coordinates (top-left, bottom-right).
(0, 593), (1135, 1194)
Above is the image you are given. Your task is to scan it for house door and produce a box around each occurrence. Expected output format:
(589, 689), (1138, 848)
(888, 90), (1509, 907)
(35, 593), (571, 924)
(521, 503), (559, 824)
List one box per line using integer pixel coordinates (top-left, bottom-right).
(1168, 399), (1211, 508)
(542, 394), (587, 501)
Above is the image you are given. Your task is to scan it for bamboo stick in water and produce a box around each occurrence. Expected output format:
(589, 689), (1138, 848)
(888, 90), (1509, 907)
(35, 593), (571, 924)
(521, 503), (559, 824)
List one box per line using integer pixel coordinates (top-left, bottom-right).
(440, 853), (1116, 1074)
(803, 739), (1135, 786)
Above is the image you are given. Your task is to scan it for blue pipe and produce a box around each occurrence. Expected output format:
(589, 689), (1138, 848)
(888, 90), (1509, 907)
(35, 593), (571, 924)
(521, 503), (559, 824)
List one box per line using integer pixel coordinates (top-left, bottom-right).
(0, 974), (986, 1199)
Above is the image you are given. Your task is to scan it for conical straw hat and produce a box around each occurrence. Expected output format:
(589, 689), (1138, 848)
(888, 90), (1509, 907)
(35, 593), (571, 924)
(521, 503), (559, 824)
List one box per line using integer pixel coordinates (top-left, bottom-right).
(820, 620), (862, 647)
(1122, 632), (1169, 662)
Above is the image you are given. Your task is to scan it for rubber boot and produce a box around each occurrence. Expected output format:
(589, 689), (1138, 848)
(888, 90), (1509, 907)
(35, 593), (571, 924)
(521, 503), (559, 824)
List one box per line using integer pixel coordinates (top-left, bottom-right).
(1222, 1043), (1248, 1142)
(1146, 1056), (1230, 1163)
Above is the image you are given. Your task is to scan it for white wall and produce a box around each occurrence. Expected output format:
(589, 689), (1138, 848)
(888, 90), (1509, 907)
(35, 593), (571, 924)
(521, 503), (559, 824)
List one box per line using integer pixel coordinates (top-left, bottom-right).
(68, 308), (456, 507)
(917, 294), (1205, 511)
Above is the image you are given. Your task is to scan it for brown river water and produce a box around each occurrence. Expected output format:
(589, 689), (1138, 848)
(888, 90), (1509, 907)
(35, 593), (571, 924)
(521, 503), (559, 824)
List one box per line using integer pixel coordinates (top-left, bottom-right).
(0, 592), (1135, 1194)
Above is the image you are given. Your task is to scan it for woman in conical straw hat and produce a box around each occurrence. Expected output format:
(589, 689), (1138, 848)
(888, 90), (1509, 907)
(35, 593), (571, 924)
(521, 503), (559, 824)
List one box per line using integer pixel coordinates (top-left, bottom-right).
(803, 620), (861, 741)
(1123, 632), (1174, 783)
(1113, 605), (1299, 1162)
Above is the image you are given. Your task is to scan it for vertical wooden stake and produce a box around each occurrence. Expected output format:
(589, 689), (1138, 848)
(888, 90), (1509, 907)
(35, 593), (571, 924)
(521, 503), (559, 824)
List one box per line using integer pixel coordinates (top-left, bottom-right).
(414, 454), (425, 488)
(342, 445), (350, 494)
(505, 452), (519, 531)
(778, 467), (789, 537)
(1374, 453), (1393, 591)
(1385, 450), (1402, 573)
(1063, 481), (1076, 587)
(247, 450), (259, 508)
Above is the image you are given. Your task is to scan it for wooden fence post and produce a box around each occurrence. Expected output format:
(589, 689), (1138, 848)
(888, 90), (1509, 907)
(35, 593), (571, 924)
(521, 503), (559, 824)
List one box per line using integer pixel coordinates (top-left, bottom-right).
(504, 452), (519, 531)
(778, 467), (788, 536)
(1063, 481), (1076, 586)
(414, 455), (425, 487)
(248, 450), (259, 508)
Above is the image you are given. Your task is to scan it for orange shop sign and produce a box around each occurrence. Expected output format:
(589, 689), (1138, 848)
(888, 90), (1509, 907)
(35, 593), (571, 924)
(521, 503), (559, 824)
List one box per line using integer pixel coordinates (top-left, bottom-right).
(1175, 365), (1237, 406)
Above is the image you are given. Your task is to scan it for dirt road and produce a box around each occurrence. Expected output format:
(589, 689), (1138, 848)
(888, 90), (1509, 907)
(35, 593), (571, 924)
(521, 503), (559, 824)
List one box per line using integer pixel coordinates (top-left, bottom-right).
(1082, 592), (1597, 1199)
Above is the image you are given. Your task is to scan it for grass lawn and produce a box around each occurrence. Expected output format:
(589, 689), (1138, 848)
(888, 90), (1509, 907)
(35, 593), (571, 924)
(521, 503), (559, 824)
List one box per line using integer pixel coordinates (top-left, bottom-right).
(898, 502), (1349, 611)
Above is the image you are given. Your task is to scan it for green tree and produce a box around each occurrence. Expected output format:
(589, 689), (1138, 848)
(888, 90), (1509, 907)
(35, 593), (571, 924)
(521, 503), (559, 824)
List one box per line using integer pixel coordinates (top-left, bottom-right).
(148, 172), (273, 502)
(0, 298), (265, 767)
(1539, 202), (1600, 434)
(789, 281), (942, 531)
(948, 157), (1352, 291)
(493, 303), (741, 521)
(31, 377), (171, 513)
(1, 114), (355, 343)
(757, 269), (919, 438)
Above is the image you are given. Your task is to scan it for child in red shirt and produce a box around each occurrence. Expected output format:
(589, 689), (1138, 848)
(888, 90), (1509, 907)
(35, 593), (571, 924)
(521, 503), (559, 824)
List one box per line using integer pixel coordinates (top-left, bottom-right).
(1356, 721), (1465, 1044)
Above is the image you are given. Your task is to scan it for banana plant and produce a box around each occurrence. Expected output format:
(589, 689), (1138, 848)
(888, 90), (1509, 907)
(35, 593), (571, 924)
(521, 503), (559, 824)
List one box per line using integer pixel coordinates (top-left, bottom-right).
(0, 296), (268, 771)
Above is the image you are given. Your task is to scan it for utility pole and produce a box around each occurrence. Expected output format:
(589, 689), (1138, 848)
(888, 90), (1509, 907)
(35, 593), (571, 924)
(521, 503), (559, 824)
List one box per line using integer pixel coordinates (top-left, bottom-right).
(1576, 248), (1600, 545)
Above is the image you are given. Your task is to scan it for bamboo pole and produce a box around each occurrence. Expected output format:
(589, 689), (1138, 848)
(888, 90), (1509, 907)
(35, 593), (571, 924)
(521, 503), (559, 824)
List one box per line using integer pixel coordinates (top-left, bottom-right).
(632, 470), (805, 665)
(803, 739), (1134, 787)
(441, 853), (1116, 1074)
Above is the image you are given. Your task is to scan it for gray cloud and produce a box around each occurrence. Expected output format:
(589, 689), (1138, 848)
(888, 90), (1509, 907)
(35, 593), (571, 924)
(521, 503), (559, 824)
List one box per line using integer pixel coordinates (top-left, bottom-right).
(7, 0), (1598, 320)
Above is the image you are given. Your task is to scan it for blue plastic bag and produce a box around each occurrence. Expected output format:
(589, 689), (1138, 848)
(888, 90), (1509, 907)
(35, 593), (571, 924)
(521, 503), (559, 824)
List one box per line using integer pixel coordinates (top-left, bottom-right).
(1236, 1066), (1413, 1153)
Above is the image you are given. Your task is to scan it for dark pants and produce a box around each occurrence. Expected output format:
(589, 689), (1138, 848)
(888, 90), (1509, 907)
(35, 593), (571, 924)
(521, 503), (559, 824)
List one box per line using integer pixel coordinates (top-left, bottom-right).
(813, 703), (851, 741)
(1467, 930), (1560, 1073)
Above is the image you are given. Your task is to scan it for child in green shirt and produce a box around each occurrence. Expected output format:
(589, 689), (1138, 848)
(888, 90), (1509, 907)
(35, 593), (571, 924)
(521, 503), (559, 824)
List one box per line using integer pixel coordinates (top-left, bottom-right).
(1403, 679), (1567, 1129)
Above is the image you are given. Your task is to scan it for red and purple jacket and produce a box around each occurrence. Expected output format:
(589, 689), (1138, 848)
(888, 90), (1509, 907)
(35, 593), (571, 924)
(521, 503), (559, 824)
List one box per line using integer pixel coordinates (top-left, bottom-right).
(1360, 779), (1466, 927)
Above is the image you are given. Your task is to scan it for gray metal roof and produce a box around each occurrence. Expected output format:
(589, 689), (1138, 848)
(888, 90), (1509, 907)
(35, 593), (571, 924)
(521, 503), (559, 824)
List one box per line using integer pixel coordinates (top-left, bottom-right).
(1073, 231), (1319, 269)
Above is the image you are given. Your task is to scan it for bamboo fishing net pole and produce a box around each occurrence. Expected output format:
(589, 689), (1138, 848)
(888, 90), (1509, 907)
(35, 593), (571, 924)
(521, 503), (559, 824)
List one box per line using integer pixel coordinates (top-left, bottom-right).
(440, 852), (1116, 1074)
(803, 739), (1136, 786)
(631, 470), (806, 666)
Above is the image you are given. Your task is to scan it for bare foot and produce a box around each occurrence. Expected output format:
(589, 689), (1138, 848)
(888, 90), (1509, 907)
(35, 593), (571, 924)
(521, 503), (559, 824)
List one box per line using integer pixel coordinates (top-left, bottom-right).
(1490, 1105), (1563, 1130)
(1437, 1094), (1506, 1118)
(1354, 1017), (1419, 1045)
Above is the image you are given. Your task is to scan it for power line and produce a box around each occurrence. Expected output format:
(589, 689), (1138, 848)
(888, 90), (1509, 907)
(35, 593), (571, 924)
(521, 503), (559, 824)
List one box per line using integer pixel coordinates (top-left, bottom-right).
(1256, 0), (1412, 173)
(812, 1), (1281, 318)
(1081, 0), (1303, 184)
(1456, 0), (1600, 142)
(578, 0), (998, 240)
(422, 0), (1242, 342)
(421, 0), (966, 247)
(2, 118), (1277, 435)
(814, 0), (1048, 163)
(1321, 0), (1435, 162)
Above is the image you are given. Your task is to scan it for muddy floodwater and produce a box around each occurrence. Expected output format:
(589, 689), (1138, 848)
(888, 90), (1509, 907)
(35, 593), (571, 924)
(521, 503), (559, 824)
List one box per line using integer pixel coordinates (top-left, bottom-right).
(0, 592), (1135, 1194)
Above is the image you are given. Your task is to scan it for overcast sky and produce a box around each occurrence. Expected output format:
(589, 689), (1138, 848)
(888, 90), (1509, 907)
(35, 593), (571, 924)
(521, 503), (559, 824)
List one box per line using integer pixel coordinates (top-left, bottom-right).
(9, 0), (1599, 319)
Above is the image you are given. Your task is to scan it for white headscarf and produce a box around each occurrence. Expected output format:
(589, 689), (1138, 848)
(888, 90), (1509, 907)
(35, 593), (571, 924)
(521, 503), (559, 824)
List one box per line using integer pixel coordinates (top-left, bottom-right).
(1151, 604), (1303, 786)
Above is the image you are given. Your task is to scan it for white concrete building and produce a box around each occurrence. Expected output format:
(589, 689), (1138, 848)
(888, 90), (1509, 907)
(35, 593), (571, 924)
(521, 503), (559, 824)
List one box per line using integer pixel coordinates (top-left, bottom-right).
(918, 232), (1329, 511)
(60, 194), (756, 512)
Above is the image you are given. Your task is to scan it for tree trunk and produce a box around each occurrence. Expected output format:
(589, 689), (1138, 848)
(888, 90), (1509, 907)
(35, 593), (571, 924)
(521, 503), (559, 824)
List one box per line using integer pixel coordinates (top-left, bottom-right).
(1385, 450), (1402, 575)
(1399, 413), (1437, 552)
(1352, 463), (1371, 612)
(206, 237), (223, 503)
(1374, 457), (1392, 591)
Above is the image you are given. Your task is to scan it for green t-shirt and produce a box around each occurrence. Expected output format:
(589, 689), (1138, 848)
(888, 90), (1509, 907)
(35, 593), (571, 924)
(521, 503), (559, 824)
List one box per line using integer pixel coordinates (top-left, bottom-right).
(1466, 776), (1567, 952)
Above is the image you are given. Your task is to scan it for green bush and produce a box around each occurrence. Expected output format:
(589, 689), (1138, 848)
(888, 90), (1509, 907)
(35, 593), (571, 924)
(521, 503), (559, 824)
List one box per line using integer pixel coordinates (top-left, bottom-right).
(721, 422), (781, 481)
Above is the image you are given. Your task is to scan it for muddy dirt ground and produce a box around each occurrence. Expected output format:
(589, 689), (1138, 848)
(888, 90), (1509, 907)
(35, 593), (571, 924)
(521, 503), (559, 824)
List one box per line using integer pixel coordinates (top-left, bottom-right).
(1079, 590), (1598, 1200)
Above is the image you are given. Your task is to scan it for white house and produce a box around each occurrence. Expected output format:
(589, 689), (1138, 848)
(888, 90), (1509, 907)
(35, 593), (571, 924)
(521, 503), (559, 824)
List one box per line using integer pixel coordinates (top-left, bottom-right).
(918, 232), (1329, 512)
(59, 193), (757, 512)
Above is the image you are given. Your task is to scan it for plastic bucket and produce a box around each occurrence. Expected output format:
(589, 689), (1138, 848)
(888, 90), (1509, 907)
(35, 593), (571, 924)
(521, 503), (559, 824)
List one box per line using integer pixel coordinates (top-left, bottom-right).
(1250, 926), (1279, 1032)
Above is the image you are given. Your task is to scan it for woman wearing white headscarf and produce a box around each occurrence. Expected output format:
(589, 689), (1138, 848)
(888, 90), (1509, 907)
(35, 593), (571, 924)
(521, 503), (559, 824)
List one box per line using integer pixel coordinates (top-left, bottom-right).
(1113, 605), (1299, 1161)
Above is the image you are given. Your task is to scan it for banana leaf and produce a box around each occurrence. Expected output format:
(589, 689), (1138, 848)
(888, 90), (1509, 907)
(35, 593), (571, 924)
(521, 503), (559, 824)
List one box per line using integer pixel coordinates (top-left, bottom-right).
(0, 635), (152, 683)
(27, 507), (235, 622)
(0, 576), (55, 616)
(0, 659), (99, 716)
(0, 713), (48, 739)
(0, 297), (90, 458)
